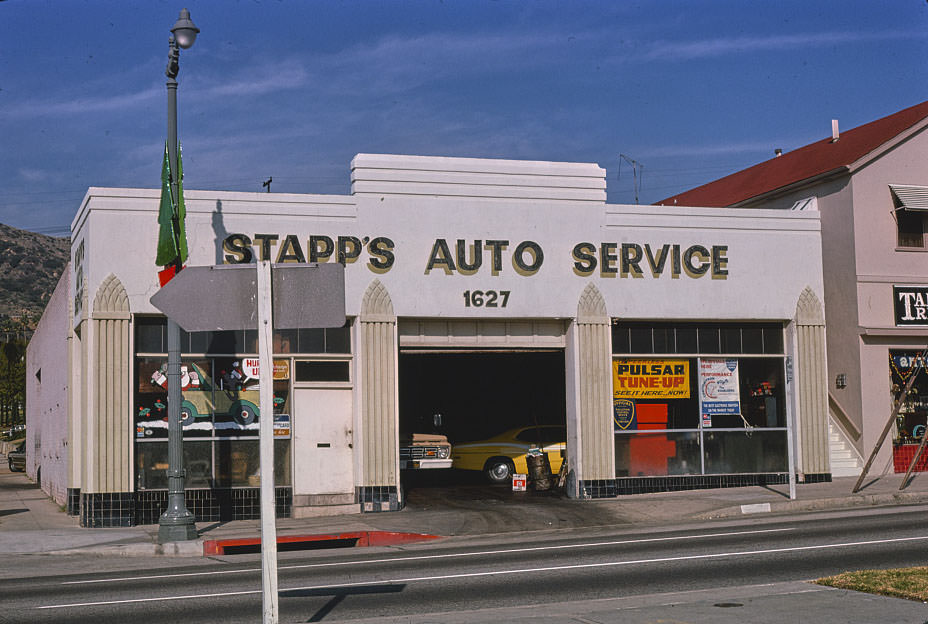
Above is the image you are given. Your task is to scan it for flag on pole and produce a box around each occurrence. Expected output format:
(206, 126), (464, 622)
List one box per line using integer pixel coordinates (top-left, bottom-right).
(156, 141), (189, 270)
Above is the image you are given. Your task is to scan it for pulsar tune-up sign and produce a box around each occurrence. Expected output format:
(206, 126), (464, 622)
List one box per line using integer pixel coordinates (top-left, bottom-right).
(612, 359), (690, 399)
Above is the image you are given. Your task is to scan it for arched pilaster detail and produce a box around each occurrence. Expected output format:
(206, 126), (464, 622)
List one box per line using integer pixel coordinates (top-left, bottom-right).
(573, 284), (614, 492)
(93, 273), (130, 317)
(794, 286), (829, 475)
(361, 279), (395, 319)
(86, 274), (131, 494)
(796, 286), (825, 326)
(578, 283), (608, 321)
(358, 280), (399, 504)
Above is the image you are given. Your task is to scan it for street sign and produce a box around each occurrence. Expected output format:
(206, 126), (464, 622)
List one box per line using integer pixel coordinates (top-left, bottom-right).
(150, 263), (345, 332)
(272, 263), (346, 329)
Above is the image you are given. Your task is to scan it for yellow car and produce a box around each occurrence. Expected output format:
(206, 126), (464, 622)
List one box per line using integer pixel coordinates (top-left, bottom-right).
(451, 425), (566, 483)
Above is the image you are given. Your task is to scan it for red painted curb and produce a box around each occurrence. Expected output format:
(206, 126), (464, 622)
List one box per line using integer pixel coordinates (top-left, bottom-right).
(202, 531), (441, 556)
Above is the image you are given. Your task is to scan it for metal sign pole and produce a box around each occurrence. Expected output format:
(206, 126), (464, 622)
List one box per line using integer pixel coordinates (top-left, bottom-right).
(783, 356), (796, 500)
(257, 260), (279, 623)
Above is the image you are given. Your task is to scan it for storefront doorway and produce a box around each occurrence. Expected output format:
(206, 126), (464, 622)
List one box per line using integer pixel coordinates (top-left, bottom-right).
(292, 387), (354, 499)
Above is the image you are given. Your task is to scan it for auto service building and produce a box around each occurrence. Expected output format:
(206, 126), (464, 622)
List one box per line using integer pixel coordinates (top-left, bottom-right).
(26, 153), (830, 527)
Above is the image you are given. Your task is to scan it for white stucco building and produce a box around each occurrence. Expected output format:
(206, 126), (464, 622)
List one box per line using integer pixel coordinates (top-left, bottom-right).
(28, 153), (828, 527)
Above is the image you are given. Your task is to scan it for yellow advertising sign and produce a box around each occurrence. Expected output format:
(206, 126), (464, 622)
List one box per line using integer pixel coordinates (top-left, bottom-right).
(273, 359), (290, 380)
(613, 359), (690, 399)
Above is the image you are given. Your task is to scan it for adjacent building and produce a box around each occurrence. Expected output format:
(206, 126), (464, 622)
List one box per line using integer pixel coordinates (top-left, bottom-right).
(661, 100), (928, 478)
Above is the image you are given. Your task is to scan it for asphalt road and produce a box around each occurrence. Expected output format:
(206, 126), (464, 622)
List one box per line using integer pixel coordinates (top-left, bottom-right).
(3, 505), (928, 623)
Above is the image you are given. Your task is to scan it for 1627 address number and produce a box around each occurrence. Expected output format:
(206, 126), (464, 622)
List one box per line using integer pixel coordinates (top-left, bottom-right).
(463, 290), (510, 308)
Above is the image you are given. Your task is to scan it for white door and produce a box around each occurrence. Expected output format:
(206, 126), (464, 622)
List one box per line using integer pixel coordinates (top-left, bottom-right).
(292, 388), (354, 496)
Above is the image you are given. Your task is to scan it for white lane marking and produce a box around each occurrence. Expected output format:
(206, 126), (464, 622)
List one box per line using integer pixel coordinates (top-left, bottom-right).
(60, 527), (793, 585)
(40, 534), (928, 610)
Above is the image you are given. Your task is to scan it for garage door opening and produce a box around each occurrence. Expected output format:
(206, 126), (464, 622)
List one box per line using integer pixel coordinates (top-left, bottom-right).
(398, 349), (567, 494)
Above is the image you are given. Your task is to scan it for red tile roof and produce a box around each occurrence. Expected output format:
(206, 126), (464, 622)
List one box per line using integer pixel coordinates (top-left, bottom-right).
(657, 100), (928, 207)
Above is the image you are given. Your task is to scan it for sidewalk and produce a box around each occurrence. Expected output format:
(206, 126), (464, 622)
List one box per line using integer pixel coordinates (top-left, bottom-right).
(2, 463), (927, 557)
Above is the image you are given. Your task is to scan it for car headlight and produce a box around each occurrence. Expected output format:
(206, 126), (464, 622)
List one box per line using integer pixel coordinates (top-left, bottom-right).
(438, 446), (451, 459)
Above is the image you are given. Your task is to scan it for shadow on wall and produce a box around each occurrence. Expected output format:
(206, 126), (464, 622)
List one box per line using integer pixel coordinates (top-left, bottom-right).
(213, 199), (229, 265)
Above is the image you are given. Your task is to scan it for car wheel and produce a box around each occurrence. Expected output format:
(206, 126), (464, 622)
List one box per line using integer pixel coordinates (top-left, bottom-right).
(232, 400), (258, 426)
(485, 458), (514, 484)
(180, 401), (198, 427)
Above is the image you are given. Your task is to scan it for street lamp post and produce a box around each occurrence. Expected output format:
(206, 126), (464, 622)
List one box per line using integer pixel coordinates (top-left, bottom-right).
(158, 8), (200, 544)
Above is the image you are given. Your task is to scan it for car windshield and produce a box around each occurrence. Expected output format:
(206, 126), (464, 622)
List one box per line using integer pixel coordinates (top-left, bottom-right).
(515, 427), (565, 445)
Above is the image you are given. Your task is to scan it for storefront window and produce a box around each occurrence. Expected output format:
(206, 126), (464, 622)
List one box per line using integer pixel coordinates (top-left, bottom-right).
(133, 316), (346, 490)
(612, 322), (788, 478)
(136, 441), (212, 490)
(890, 351), (928, 445)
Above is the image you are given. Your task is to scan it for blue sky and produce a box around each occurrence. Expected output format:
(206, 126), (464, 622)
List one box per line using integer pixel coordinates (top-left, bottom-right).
(3, 0), (928, 237)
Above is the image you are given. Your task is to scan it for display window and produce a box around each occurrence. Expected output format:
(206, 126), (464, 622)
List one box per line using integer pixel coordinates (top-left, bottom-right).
(890, 351), (928, 446)
(133, 316), (348, 490)
(612, 321), (787, 478)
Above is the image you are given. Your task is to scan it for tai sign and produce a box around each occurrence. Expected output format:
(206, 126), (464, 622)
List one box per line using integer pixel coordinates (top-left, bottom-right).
(895, 285), (928, 326)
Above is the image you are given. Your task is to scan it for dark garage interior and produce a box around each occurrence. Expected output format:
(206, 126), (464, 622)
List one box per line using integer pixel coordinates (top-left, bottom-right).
(398, 349), (567, 444)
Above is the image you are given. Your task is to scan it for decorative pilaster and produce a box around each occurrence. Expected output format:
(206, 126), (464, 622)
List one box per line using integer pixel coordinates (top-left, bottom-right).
(575, 284), (616, 497)
(795, 287), (830, 476)
(79, 274), (132, 527)
(357, 280), (400, 511)
(88, 275), (132, 493)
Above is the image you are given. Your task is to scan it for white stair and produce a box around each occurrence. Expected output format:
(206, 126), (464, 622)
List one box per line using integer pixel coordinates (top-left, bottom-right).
(828, 420), (863, 477)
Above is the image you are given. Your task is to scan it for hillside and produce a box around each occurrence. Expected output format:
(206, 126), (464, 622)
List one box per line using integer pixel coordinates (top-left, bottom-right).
(0, 223), (70, 321)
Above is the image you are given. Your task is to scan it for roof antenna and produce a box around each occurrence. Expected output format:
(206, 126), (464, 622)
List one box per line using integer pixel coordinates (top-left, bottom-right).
(618, 154), (644, 204)
(262, 177), (273, 192)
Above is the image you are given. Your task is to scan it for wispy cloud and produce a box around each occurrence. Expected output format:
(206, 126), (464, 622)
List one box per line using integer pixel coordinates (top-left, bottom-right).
(5, 85), (160, 118)
(639, 137), (818, 159)
(642, 30), (925, 61)
(200, 61), (309, 98)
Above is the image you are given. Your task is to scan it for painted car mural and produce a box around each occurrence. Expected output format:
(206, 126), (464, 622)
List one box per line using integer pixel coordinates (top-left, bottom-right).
(136, 361), (280, 437)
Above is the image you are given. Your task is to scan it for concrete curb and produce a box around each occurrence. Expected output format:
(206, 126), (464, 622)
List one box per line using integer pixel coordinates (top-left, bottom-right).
(47, 539), (207, 557)
(695, 491), (928, 520)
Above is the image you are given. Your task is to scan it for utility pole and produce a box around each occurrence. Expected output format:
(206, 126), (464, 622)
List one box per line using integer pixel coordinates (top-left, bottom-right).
(619, 154), (644, 205)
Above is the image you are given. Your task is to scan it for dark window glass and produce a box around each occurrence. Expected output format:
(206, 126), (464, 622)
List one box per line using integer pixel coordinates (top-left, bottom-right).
(189, 331), (209, 353)
(720, 328), (741, 354)
(515, 426), (566, 444)
(697, 327), (720, 353)
(675, 327), (697, 353)
(612, 326), (630, 353)
(897, 209), (925, 248)
(136, 320), (165, 353)
(274, 329), (298, 354)
(294, 360), (350, 382)
(611, 323), (783, 356)
(629, 327), (652, 353)
(738, 357), (786, 428)
(244, 330), (258, 353)
(742, 327), (764, 354)
(653, 328), (672, 353)
(298, 329), (325, 353)
(763, 326), (783, 354)
(325, 326), (351, 354)
(206, 331), (240, 354)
